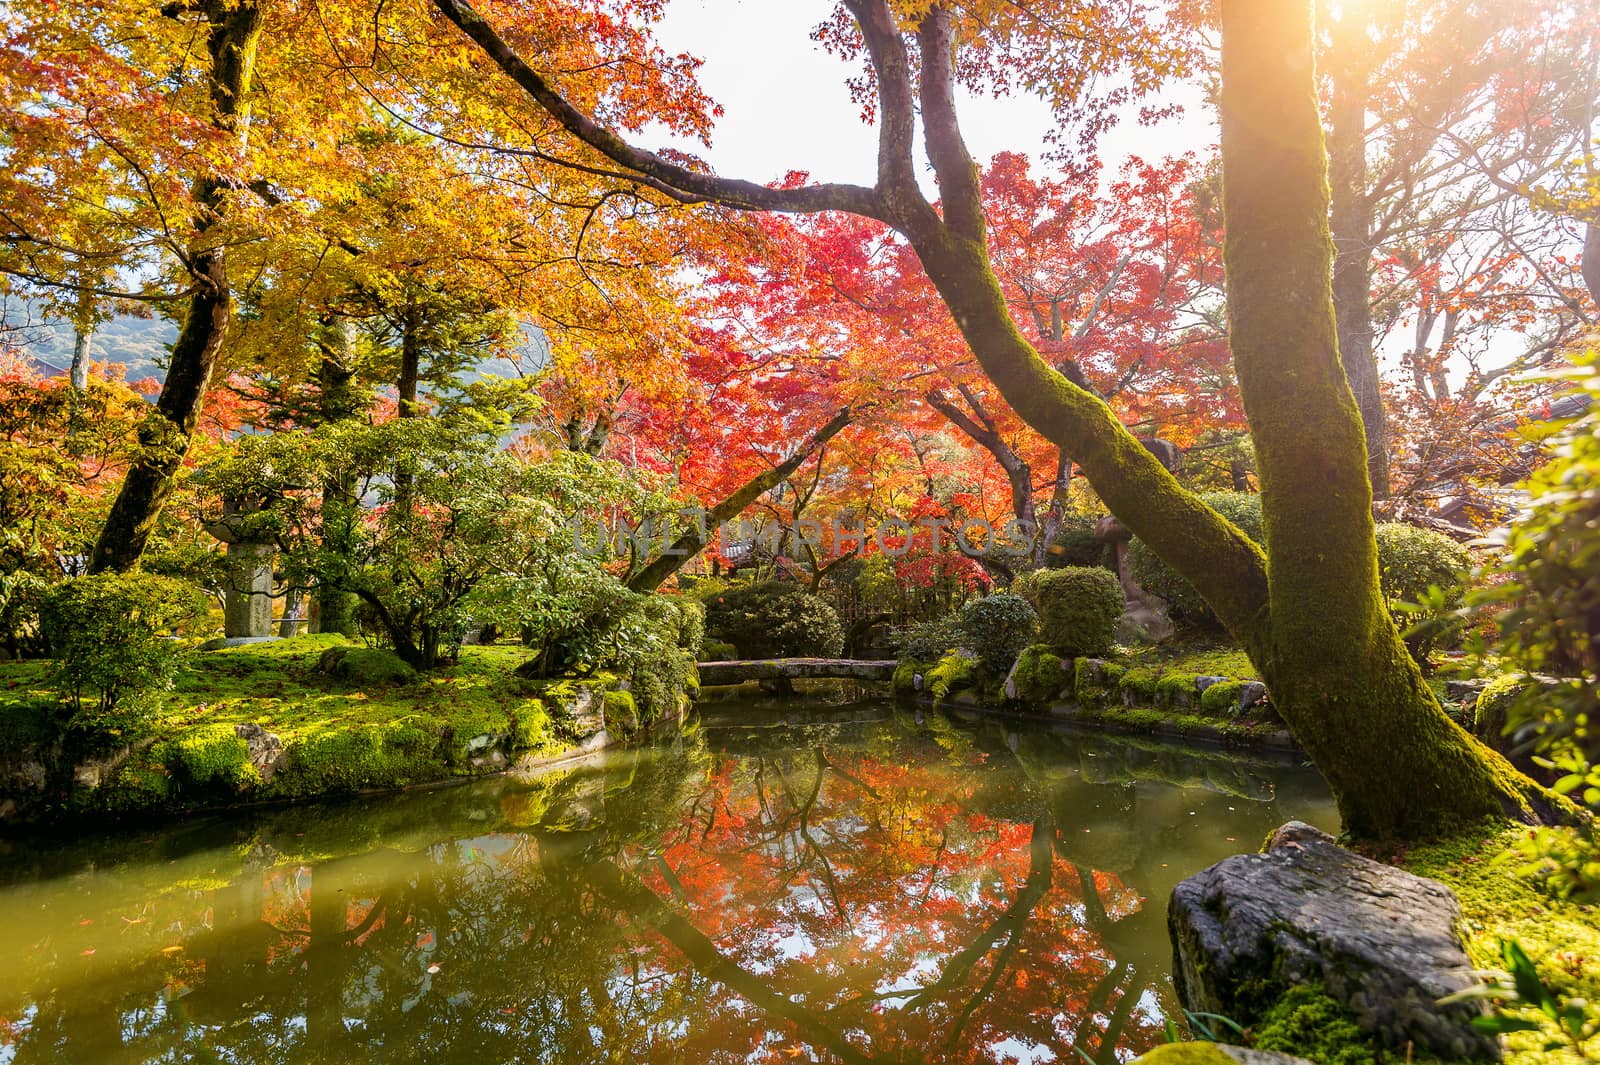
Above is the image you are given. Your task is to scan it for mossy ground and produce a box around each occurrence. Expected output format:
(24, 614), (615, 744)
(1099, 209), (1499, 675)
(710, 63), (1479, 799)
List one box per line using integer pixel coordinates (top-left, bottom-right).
(1119, 635), (1256, 681)
(0, 635), (590, 820)
(1395, 822), (1600, 1063)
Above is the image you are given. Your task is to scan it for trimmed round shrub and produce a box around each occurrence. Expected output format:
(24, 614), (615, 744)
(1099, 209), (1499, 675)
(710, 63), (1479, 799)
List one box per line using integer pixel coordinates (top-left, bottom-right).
(701, 581), (845, 658)
(1127, 491), (1263, 624)
(958, 593), (1039, 674)
(1020, 566), (1123, 656)
(1374, 522), (1469, 605)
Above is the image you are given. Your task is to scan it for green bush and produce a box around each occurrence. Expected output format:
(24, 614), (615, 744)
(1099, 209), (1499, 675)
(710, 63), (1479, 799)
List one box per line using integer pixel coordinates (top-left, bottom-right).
(1014, 566), (1123, 656)
(39, 573), (209, 740)
(891, 615), (967, 661)
(701, 581), (845, 659)
(1044, 514), (1114, 570)
(701, 639), (738, 661)
(958, 593), (1039, 674)
(1374, 522), (1470, 663)
(1128, 491), (1264, 623)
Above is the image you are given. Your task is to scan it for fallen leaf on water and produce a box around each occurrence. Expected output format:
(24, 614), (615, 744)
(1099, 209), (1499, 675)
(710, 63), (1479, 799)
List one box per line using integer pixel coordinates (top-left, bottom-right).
(80, 948), (95, 956)
(426, 963), (441, 974)
(160, 946), (184, 955)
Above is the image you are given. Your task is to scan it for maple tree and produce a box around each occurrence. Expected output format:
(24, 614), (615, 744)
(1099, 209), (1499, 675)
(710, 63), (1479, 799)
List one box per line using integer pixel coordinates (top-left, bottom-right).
(430, 0), (1567, 837)
(1319, 0), (1599, 496)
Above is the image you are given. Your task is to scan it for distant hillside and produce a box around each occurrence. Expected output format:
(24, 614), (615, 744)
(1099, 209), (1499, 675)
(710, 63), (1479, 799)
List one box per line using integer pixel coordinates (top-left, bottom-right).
(7, 305), (176, 384)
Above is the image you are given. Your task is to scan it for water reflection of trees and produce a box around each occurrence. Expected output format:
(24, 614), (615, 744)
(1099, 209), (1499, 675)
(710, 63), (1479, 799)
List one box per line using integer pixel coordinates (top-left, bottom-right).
(0, 710), (1333, 1064)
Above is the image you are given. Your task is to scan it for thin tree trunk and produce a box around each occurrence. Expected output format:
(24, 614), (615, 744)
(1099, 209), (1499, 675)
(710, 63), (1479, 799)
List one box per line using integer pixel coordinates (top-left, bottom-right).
(69, 324), (92, 392)
(1036, 449), (1072, 566)
(397, 306), (421, 419)
(89, 1), (263, 572)
(314, 316), (361, 635)
(1583, 220), (1600, 308)
(924, 386), (1037, 532)
(627, 409), (851, 592)
(1327, 20), (1390, 498)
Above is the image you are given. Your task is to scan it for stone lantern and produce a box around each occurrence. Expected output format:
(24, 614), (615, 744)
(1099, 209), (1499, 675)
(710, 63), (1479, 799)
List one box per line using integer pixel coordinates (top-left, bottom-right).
(203, 491), (278, 641)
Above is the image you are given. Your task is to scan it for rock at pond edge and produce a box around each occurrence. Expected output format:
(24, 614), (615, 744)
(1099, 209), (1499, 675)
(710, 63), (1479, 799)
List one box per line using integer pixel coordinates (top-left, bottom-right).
(1168, 820), (1499, 1061)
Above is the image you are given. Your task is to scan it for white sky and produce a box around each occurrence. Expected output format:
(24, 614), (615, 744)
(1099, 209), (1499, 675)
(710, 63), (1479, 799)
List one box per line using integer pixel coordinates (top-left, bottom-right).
(650, 0), (1216, 190)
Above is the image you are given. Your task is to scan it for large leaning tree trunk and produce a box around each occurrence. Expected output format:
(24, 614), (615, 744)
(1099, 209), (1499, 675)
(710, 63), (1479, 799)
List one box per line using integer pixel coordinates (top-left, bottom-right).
(90, 0), (264, 573)
(626, 408), (851, 593)
(432, 0), (1566, 838)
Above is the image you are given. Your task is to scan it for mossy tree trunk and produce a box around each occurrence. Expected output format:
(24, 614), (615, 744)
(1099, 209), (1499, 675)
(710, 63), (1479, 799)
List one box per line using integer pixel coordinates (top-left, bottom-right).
(313, 316), (362, 636)
(89, 1), (263, 573)
(433, 0), (1566, 838)
(1212, 0), (1561, 837)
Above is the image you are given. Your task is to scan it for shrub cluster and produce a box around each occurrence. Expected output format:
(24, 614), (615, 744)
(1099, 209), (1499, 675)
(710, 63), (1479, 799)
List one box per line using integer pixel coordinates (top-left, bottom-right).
(701, 581), (845, 659)
(891, 616), (968, 661)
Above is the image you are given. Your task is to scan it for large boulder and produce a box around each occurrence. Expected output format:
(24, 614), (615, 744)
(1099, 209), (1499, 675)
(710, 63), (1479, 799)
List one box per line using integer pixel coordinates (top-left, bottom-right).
(1169, 821), (1498, 1061)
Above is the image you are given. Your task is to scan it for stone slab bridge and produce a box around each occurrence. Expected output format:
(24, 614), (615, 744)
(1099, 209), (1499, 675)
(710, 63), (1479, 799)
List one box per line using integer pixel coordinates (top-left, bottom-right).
(696, 658), (898, 687)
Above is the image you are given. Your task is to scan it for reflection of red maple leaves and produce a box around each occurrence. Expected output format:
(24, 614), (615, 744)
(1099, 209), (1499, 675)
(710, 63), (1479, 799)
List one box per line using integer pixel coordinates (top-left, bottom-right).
(625, 742), (1160, 1063)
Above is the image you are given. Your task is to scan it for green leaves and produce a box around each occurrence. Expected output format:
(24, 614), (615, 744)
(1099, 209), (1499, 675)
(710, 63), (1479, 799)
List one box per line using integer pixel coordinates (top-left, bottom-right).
(1448, 937), (1600, 1055)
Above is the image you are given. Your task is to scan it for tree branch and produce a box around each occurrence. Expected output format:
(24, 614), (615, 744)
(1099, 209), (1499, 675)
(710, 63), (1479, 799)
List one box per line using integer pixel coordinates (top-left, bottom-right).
(431, 0), (890, 220)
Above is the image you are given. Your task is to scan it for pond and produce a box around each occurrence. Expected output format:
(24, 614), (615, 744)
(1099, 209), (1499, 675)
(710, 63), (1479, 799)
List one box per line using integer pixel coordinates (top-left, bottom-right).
(0, 697), (1337, 1064)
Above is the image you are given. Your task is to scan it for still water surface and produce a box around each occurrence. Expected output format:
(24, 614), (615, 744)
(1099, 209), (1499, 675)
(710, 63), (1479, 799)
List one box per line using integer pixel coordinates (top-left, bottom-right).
(0, 699), (1336, 1064)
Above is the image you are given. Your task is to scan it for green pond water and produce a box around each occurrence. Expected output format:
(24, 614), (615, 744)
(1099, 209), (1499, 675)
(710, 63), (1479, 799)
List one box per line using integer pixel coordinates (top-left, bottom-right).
(0, 697), (1337, 1064)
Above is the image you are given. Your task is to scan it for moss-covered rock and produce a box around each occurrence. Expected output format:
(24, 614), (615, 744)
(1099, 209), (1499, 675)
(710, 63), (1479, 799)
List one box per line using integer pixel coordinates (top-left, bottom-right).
(603, 689), (639, 732)
(316, 645), (417, 687)
(169, 723), (260, 791)
(1156, 671), (1203, 709)
(1072, 657), (1124, 707)
(1252, 984), (1377, 1065)
(1472, 673), (1527, 750)
(1008, 645), (1067, 702)
(1200, 679), (1251, 717)
(892, 659), (927, 692)
(1120, 667), (1161, 704)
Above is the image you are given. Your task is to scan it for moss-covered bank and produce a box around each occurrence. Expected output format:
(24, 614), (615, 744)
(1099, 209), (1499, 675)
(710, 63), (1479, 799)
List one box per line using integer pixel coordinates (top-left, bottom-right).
(894, 640), (1292, 752)
(0, 635), (685, 824)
